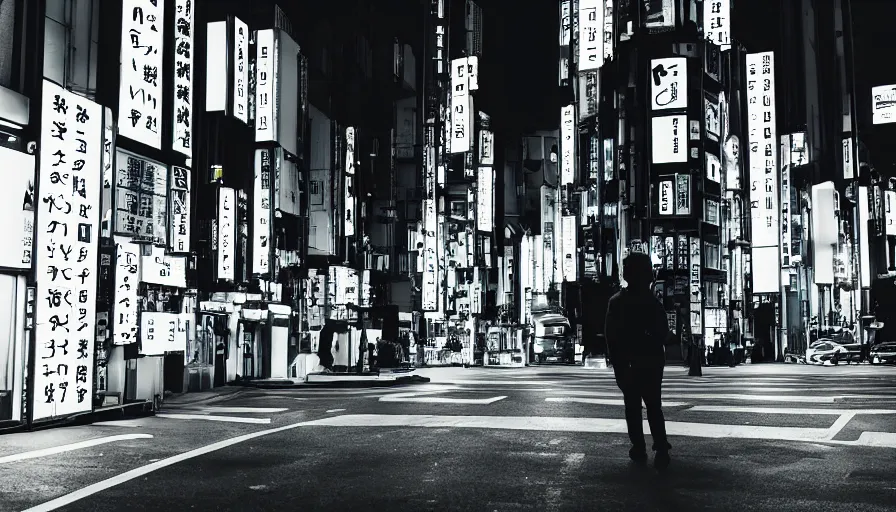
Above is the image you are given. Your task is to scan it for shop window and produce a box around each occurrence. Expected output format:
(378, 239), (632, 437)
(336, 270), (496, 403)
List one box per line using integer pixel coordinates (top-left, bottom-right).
(43, 0), (99, 98)
(0, 0), (18, 89)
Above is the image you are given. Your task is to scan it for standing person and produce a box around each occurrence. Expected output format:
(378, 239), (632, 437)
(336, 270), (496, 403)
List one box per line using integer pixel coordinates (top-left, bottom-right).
(604, 252), (673, 470)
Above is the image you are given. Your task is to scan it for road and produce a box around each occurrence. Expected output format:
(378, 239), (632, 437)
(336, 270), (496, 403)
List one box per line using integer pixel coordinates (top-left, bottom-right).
(2, 363), (896, 512)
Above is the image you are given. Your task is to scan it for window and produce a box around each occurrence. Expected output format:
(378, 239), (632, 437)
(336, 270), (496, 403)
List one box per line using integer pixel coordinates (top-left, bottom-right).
(704, 242), (721, 270)
(0, 0), (19, 89)
(43, 0), (99, 98)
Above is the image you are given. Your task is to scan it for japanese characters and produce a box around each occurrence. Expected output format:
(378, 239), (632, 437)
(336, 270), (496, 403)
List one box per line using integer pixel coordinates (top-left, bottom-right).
(119, 0), (165, 149)
(34, 80), (102, 420)
(172, 0), (194, 156)
(449, 58), (471, 154)
(169, 166), (191, 252)
(577, 0), (604, 72)
(115, 150), (168, 246)
(746, 52), (780, 250)
(253, 150), (271, 275)
(233, 17), (249, 124)
(703, 0), (731, 51)
(254, 29), (275, 141)
(217, 187), (236, 281)
(113, 237), (141, 346)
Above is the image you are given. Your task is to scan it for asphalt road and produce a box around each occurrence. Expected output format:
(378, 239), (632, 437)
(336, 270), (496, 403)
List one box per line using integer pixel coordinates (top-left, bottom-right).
(2, 363), (896, 512)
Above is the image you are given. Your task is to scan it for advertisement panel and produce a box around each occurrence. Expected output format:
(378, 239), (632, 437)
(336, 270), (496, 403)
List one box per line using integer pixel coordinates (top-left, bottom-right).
(115, 150), (168, 246)
(703, 0), (732, 50)
(644, 0), (675, 29)
(232, 17), (249, 124)
(559, 0), (571, 84)
(172, 0), (194, 156)
(651, 115), (687, 163)
(254, 29), (275, 142)
(706, 153), (721, 183)
(578, 0), (604, 71)
(561, 105), (576, 185)
(140, 312), (190, 356)
(658, 180), (674, 215)
(859, 186), (871, 289)
(119, 0), (165, 149)
(603, 0), (614, 61)
(872, 84), (896, 125)
(217, 187), (236, 281)
(689, 236), (702, 332)
(421, 199), (439, 311)
(253, 149), (271, 275)
(33, 80), (103, 421)
(886, 191), (896, 236)
(169, 166), (190, 252)
(113, 236), (141, 346)
(476, 167), (494, 232)
(780, 155), (792, 268)
(650, 58), (687, 111)
(345, 128), (356, 237)
(0, 147), (34, 270)
(479, 130), (494, 165)
(704, 92), (720, 142)
(746, 52), (780, 251)
(141, 244), (187, 287)
(842, 136), (855, 180)
(561, 216), (577, 282)
(676, 174), (691, 216)
(450, 58), (471, 153)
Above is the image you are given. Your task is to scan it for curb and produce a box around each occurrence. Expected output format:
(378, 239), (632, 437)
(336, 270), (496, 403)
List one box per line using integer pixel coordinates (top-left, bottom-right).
(241, 375), (432, 389)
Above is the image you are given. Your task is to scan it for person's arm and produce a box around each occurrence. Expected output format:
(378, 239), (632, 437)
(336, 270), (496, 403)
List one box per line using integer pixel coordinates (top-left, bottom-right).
(604, 297), (620, 359)
(653, 299), (673, 346)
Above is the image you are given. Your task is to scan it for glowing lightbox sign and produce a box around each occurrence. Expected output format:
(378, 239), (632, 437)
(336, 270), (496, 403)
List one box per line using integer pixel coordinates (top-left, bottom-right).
(119, 0), (165, 150)
(232, 17), (249, 124)
(578, 0), (604, 72)
(172, 0), (194, 156)
(703, 0), (731, 51)
(746, 52), (780, 251)
(561, 105), (576, 185)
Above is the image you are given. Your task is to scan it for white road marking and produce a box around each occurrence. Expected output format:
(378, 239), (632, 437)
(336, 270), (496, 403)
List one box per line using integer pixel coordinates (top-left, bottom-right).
(378, 389), (507, 405)
(546, 391), (847, 403)
(326, 409), (346, 413)
(545, 397), (690, 407)
(689, 406), (896, 415)
(825, 413), (856, 440)
(22, 418), (325, 512)
(89, 420), (143, 428)
(191, 407), (288, 414)
(430, 379), (558, 386)
(0, 434), (153, 465)
(299, 414), (844, 443)
(155, 413), (271, 425)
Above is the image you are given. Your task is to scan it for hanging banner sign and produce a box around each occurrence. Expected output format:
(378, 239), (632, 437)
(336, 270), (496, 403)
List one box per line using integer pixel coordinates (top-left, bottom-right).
(650, 58), (688, 111)
(746, 51), (780, 249)
(450, 58), (471, 153)
(119, 0), (165, 149)
(253, 149), (271, 275)
(232, 17), (249, 123)
(169, 166), (191, 252)
(703, 0), (732, 51)
(659, 180), (674, 215)
(217, 187), (236, 281)
(33, 80), (103, 421)
(577, 0), (604, 71)
(561, 105), (576, 185)
(172, 0), (194, 156)
(113, 236), (141, 346)
(254, 29), (275, 141)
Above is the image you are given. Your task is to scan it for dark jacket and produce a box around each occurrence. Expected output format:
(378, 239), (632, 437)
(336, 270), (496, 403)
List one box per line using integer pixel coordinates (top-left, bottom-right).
(604, 287), (671, 368)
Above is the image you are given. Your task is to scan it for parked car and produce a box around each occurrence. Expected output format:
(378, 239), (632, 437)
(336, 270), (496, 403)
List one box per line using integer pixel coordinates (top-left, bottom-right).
(805, 339), (863, 364)
(870, 342), (896, 365)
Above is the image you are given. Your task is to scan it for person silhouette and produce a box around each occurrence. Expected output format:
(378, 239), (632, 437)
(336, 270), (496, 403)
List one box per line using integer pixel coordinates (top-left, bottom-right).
(604, 251), (673, 470)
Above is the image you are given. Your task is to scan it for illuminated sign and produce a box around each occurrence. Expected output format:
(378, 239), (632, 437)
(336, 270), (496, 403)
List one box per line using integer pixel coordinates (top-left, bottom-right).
(746, 52), (780, 254)
(650, 58), (687, 111)
(561, 105), (576, 185)
(119, 0), (165, 149)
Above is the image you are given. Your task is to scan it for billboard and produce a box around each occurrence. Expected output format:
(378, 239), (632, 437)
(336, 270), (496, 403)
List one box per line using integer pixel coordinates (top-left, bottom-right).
(119, 0), (165, 149)
(872, 85), (896, 125)
(561, 105), (576, 185)
(578, 0), (604, 71)
(650, 58), (688, 111)
(746, 52), (780, 255)
(232, 17), (249, 124)
(172, 0), (194, 156)
(703, 0), (732, 51)
(450, 58), (472, 153)
(651, 115), (687, 163)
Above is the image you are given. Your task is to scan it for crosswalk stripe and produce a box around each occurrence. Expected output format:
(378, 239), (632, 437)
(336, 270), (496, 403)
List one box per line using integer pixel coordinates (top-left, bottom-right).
(192, 407), (288, 414)
(155, 413), (271, 425)
(545, 397), (690, 407)
(688, 406), (896, 415)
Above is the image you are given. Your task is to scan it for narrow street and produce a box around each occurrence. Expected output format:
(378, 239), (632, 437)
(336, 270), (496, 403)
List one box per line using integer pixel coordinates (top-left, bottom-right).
(2, 364), (895, 512)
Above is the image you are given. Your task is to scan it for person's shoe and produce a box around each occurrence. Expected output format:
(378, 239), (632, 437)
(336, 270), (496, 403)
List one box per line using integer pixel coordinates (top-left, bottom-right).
(629, 446), (648, 464)
(654, 450), (671, 471)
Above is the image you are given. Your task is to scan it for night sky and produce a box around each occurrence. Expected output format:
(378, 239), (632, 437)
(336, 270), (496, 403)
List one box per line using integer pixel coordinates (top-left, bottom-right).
(480, 0), (896, 170)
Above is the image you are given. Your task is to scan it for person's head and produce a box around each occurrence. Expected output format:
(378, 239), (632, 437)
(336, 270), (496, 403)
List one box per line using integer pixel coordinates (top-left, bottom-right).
(623, 251), (654, 289)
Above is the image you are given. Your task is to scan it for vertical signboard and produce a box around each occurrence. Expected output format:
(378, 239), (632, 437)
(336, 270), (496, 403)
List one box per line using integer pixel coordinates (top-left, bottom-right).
(254, 29), (275, 142)
(577, 0), (604, 71)
(559, 0), (572, 84)
(113, 236), (141, 346)
(561, 105), (576, 185)
(780, 156), (791, 268)
(561, 215), (577, 282)
(689, 236), (703, 333)
(603, 0), (614, 62)
(479, 130), (494, 165)
(205, 21), (228, 112)
(119, 0), (165, 150)
(644, 0), (675, 29)
(217, 187), (236, 281)
(703, 0), (732, 51)
(859, 186), (872, 289)
(34, 81), (103, 421)
(746, 52), (780, 294)
(886, 191), (896, 236)
(676, 174), (691, 215)
(232, 17), (249, 124)
(476, 167), (494, 232)
(651, 115), (687, 163)
(253, 150), (271, 275)
(172, 0), (194, 156)
(169, 166), (190, 252)
(344, 127), (356, 237)
(842, 137), (855, 180)
(650, 58), (687, 111)
(422, 200), (438, 311)
(450, 58), (471, 154)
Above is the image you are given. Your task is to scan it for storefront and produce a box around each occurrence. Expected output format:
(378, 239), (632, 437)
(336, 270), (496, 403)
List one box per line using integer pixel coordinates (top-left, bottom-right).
(0, 145), (34, 425)
(484, 325), (526, 367)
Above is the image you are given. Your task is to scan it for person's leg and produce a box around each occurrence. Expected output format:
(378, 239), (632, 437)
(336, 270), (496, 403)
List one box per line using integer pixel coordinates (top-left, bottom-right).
(638, 366), (671, 469)
(614, 364), (646, 459)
